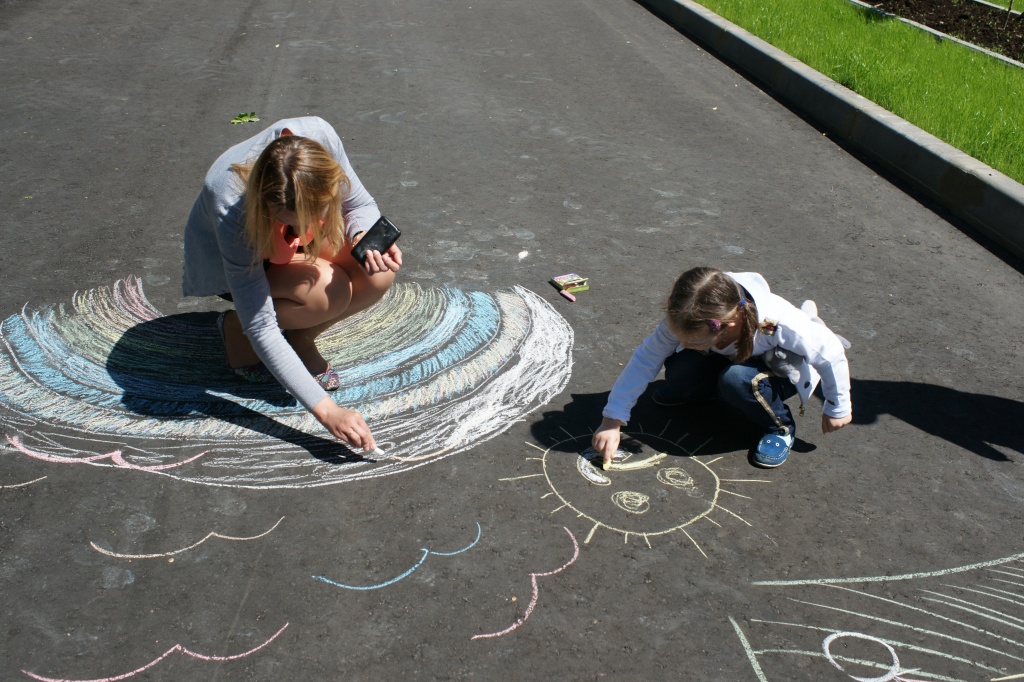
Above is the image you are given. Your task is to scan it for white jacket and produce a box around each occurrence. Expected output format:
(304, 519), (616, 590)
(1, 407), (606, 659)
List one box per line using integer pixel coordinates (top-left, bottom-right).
(602, 272), (852, 424)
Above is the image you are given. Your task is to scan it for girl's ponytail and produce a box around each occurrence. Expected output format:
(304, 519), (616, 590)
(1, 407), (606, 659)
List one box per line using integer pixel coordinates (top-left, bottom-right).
(735, 296), (757, 362)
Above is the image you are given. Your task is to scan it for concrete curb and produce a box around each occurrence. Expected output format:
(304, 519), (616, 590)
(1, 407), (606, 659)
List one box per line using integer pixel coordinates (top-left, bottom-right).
(635, 0), (1024, 260)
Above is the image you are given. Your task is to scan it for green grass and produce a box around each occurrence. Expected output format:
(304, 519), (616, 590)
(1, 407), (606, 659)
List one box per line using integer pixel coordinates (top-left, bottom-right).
(691, 0), (1024, 184)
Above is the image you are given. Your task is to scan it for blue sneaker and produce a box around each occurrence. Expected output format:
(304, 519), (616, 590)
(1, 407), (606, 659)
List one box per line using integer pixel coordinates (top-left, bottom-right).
(753, 432), (794, 468)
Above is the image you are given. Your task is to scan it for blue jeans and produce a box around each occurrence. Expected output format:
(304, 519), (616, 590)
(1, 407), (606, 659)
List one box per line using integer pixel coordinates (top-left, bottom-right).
(662, 349), (797, 437)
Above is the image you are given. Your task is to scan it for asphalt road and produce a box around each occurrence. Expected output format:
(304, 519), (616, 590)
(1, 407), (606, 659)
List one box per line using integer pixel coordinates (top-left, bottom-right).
(2, 0), (1023, 679)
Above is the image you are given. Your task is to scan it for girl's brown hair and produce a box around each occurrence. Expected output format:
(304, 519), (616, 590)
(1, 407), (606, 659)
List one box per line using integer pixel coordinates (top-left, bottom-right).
(232, 135), (351, 264)
(666, 267), (758, 361)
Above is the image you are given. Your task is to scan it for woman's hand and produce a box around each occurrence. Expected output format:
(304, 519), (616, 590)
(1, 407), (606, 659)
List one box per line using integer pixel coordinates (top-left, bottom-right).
(593, 417), (624, 468)
(352, 231), (403, 275)
(822, 413), (852, 434)
(312, 397), (376, 451)
(365, 242), (402, 275)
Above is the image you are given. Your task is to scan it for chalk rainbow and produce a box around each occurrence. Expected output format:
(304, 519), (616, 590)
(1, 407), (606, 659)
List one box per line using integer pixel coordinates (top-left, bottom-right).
(0, 277), (573, 488)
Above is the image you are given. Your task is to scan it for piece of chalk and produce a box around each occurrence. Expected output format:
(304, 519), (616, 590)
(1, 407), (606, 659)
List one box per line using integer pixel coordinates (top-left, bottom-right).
(560, 290), (576, 302)
(602, 459), (610, 470)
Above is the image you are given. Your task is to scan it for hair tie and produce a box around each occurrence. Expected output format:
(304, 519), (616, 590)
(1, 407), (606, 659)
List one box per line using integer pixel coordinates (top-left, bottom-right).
(738, 298), (747, 307)
(708, 319), (722, 332)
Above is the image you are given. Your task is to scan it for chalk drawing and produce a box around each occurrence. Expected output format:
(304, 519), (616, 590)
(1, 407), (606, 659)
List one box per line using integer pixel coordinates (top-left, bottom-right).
(471, 526), (579, 640)
(9, 436), (207, 471)
(502, 423), (766, 553)
(752, 552), (1024, 587)
(90, 516), (285, 559)
(1, 476), (46, 489)
(734, 553), (1024, 680)
(822, 632), (927, 682)
(313, 522), (481, 590)
(0, 276), (573, 488)
(21, 622), (288, 682)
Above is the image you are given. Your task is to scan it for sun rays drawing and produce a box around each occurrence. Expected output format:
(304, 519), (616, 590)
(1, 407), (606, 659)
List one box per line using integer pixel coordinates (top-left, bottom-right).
(732, 552), (1024, 681)
(502, 423), (768, 554)
(0, 276), (573, 488)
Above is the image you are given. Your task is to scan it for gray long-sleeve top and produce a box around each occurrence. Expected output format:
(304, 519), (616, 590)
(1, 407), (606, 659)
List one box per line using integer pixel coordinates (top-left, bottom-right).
(182, 116), (381, 411)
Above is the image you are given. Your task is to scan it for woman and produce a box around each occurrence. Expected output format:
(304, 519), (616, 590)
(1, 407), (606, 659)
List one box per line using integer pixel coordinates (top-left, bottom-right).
(182, 116), (401, 451)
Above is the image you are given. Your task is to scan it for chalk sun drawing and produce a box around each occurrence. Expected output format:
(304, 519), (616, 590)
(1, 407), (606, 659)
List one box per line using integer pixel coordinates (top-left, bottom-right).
(21, 622), (288, 682)
(731, 553), (1024, 681)
(471, 526), (579, 640)
(90, 516), (285, 559)
(502, 422), (767, 553)
(0, 277), (573, 488)
(313, 521), (482, 590)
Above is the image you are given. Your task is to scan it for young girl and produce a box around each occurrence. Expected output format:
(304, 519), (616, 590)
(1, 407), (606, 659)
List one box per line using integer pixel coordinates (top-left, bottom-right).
(182, 116), (402, 451)
(592, 267), (851, 468)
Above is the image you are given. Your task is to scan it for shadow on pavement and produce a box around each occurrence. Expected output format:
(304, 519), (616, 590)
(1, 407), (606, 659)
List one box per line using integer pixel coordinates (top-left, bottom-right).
(529, 388), (765, 458)
(850, 378), (1022, 462)
(531, 379), (1023, 463)
(105, 312), (369, 466)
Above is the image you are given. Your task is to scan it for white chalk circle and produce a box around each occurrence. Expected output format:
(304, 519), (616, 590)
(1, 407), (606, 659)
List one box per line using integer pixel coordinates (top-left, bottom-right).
(822, 632), (915, 682)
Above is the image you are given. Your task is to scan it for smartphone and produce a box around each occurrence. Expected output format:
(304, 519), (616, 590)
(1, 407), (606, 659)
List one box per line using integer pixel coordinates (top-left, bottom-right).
(350, 215), (401, 265)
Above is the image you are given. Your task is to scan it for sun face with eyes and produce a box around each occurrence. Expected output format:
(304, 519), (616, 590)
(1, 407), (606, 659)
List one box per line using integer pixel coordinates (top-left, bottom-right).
(512, 426), (766, 555)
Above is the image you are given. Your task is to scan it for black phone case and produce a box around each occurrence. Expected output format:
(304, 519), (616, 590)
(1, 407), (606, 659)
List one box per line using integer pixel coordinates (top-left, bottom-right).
(351, 216), (401, 265)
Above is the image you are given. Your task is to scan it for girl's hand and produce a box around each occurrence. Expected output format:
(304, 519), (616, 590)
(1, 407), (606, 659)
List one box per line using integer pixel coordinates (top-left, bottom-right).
(312, 397), (376, 451)
(593, 417), (624, 467)
(822, 413), (852, 434)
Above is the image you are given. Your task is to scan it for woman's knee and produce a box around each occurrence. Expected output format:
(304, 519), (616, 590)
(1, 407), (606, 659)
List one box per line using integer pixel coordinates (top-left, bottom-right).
(355, 265), (396, 298)
(319, 261), (356, 316)
(268, 258), (353, 320)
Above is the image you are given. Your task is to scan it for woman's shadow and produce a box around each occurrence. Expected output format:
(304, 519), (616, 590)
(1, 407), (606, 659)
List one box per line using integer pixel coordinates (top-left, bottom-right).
(532, 379), (1022, 462)
(106, 312), (370, 465)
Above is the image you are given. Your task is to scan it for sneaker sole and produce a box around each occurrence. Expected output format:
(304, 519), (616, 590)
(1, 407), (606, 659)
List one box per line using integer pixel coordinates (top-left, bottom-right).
(752, 454), (787, 468)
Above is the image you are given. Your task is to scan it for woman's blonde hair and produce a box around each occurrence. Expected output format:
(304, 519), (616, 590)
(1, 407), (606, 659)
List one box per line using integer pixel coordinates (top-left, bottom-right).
(666, 267), (758, 362)
(232, 135), (350, 264)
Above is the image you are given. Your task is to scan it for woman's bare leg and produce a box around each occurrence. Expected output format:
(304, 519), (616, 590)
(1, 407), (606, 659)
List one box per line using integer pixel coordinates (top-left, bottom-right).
(221, 250), (395, 373)
(281, 249), (395, 371)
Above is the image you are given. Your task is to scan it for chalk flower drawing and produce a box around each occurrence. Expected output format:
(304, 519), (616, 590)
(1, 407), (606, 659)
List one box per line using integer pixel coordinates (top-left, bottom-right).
(732, 553), (1024, 681)
(22, 622), (288, 682)
(503, 423), (767, 553)
(0, 277), (573, 488)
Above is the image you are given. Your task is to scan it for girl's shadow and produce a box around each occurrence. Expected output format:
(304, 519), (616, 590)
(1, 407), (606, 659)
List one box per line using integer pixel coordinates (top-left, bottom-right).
(530, 388), (763, 457)
(105, 312), (369, 465)
(532, 379), (1022, 462)
(850, 378), (1021, 462)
